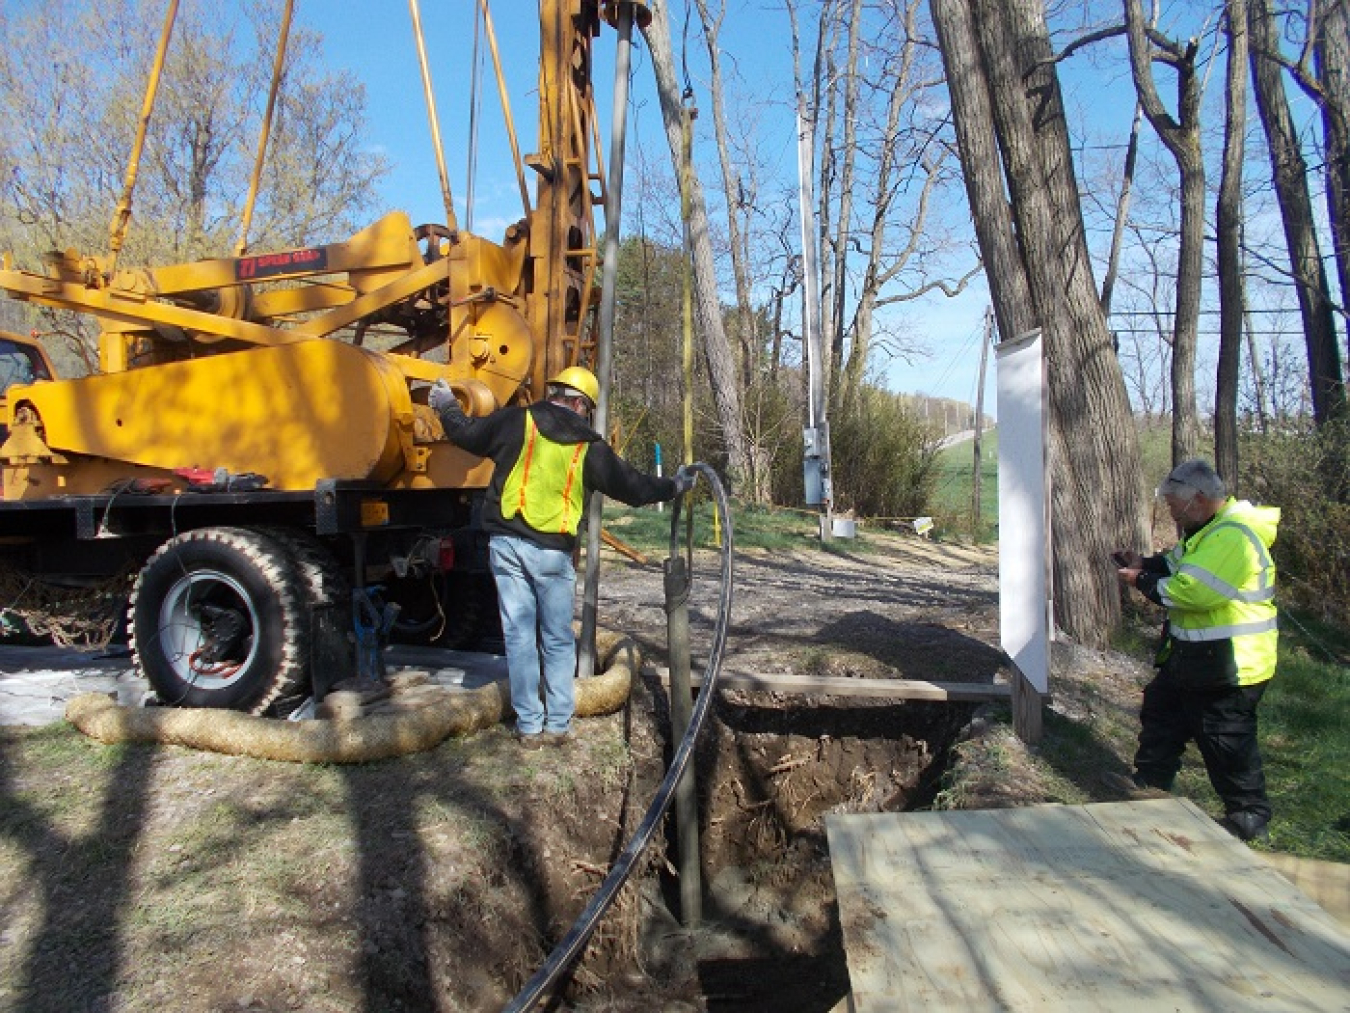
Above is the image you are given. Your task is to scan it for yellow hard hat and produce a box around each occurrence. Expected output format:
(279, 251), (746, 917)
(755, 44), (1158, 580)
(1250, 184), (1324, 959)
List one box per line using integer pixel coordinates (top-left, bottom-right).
(547, 366), (599, 408)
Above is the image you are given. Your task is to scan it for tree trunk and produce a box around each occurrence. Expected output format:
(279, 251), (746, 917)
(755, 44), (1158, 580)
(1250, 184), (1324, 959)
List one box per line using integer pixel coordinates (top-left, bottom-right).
(1244, 304), (1272, 430)
(1100, 103), (1143, 319)
(1215, 0), (1249, 492)
(933, 0), (1148, 649)
(931, 1), (1035, 344)
(694, 0), (774, 501)
(694, 0), (755, 390)
(826, 0), (863, 396)
(1249, 0), (1346, 428)
(1123, 0), (1205, 465)
(1312, 0), (1350, 378)
(642, 3), (754, 495)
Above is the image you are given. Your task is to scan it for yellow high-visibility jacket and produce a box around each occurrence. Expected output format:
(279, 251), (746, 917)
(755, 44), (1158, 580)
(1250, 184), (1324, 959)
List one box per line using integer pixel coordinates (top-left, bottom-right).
(1144, 498), (1280, 687)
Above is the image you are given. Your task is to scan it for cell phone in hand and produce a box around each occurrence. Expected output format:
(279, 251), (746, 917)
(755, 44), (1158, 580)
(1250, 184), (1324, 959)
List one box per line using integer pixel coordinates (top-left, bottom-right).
(1111, 551), (1132, 568)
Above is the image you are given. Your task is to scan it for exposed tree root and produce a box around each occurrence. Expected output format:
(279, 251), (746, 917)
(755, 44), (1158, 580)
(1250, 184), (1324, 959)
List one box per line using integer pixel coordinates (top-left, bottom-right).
(64, 627), (642, 763)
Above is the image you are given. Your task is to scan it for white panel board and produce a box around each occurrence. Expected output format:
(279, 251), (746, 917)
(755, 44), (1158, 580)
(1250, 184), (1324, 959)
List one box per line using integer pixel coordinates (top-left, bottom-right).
(995, 329), (1050, 693)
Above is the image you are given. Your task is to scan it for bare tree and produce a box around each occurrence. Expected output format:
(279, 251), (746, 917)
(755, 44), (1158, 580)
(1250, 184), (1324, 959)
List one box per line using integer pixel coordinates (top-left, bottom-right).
(0, 0), (389, 372)
(692, 0), (789, 502)
(1248, 0), (1346, 428)
(1215, 0), (1250, 489)
(1100, 103), (1144, 320)
(932, 0), (1147, 649)
(837, 1), (980, 416)
(642, 1), (755, 495)
(788, 0), (979, 418)
(693, 0), (756, 385)
(1116, 221), (1179, 418)
(1123, 0), (1206, 466)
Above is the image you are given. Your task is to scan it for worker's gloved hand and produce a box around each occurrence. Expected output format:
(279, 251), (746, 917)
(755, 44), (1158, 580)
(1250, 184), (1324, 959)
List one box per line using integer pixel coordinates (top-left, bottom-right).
(429, 379), (462, 416)
(671, 464), (696, 497)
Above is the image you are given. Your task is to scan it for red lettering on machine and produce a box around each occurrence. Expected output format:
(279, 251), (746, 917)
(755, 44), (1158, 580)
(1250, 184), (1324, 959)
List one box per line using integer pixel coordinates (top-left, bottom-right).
(235, 246), (328, 281)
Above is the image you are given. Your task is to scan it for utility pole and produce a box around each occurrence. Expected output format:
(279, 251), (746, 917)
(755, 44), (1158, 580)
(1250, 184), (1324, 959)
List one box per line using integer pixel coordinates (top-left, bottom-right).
(795, 92), (833, 541)
(971, 306), (994, 535)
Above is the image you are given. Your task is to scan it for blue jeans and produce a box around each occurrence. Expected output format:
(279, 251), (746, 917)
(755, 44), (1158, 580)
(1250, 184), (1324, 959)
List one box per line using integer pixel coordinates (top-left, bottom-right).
(489, 534), (577, 735)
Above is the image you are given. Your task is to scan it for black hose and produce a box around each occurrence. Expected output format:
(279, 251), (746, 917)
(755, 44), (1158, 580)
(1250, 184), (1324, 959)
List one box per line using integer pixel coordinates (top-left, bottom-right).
(503, 462), (733, 1012)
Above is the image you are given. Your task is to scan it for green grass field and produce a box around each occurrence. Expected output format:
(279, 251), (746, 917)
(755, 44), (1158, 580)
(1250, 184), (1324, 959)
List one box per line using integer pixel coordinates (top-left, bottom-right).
(933, 430), (999, 541)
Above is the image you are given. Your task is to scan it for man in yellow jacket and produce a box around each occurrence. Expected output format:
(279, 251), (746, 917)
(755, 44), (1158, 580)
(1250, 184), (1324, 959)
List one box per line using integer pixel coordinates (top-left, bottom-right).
(1116, 459), (1280, 842)
(430, 367), (692, 749)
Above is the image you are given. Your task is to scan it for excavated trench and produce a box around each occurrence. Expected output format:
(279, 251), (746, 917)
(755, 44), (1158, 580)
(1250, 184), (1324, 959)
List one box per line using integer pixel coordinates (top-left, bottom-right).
(627, 684), (981, 1011)
(593, 538), (1003, 1009)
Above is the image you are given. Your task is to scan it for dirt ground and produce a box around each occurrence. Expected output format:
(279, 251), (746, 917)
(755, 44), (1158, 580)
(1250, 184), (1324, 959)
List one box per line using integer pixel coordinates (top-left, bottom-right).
(0, 529), (1155, 1012)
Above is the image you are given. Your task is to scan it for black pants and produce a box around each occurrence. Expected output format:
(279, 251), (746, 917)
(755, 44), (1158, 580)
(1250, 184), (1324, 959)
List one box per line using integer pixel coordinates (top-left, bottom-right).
(1133, 674), (1271, 821)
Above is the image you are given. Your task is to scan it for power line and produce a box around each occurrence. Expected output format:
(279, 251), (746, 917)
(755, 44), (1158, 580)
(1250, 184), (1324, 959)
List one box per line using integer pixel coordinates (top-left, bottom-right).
(1109, 307), (1305, 316)
(928, 321), (984, 396)
(1110, 328), (1306, 336)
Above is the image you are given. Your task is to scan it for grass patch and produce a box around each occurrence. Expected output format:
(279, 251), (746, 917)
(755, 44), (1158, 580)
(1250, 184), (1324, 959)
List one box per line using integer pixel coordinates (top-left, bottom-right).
(603, 500), (867, 556)
(938, 612), (1350, 864)
(589, 728), (634, 793)
(931, 431), (998, 542)
(1255, 617), (1350, 861)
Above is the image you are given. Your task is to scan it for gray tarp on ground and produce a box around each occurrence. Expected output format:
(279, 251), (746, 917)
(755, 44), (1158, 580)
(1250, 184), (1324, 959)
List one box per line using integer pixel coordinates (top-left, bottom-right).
(0, 645), (507, 727)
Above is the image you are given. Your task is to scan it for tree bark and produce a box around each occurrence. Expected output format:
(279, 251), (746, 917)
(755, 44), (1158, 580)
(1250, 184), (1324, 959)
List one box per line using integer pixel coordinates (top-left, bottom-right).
(826, 0), (863, 395)
(1123, 0), (1204, 466)
(1312, 0), (1350, 379)
(1215, 0), (1249, 492)
(642, 2), (754, 494)
(933, 0), (1148, 649)
(694, 0), (775, 502)
(1249, 0), (1346, 428)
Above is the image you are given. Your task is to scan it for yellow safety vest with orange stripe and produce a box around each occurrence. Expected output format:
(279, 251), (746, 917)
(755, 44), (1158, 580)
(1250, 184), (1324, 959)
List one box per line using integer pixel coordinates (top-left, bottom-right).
(500, 411), (590, 536)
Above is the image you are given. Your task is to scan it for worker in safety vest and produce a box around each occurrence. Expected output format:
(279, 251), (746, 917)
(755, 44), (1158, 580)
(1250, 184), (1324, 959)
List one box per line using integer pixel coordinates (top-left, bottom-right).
(1114, 458), (1280, 842)
(430, 368), (693, 748)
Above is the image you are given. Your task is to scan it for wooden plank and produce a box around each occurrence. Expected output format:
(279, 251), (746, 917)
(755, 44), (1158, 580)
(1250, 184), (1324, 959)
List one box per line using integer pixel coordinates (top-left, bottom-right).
(1263, 853), (1350, 931)
(1011, 664), (1043, 743)
(660, 669), (1010, 702)
(600, 528), (650, 564)
(827, 800), (1350, 1012)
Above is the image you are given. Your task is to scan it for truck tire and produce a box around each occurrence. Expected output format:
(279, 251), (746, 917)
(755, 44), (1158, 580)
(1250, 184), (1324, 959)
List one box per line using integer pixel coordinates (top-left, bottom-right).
(256, 526), (355, 709)
(128, 527), (309, 714)
(256, 526), (349, 607)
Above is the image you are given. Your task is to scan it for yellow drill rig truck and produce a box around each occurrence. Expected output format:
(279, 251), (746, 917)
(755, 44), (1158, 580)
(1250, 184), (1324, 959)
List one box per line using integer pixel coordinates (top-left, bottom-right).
(0, 1), (650, 714)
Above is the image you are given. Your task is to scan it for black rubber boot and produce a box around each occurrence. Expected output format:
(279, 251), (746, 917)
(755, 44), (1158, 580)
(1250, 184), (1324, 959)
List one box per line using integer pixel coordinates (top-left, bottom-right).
(1218, 811), (1270, 842)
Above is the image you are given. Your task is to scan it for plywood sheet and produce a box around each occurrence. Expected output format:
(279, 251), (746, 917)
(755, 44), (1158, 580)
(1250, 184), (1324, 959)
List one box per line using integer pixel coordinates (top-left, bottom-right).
(827, 799), (1350, 1012)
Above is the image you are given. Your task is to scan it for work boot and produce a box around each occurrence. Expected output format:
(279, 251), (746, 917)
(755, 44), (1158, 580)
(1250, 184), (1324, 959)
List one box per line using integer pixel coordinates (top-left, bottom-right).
(1100, 771), (1170, 800)
(1218, 811), (1270, 843)
(540, 730), (573, 748)
(514, 730), (544, 751)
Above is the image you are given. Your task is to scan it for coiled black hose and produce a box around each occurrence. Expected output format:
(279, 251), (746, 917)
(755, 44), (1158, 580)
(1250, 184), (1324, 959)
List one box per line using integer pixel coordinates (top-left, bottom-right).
(503, 462), (733, 1012)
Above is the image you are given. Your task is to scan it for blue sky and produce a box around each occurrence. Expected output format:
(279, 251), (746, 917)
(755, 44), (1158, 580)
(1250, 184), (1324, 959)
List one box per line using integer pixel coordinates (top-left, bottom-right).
(305, 3), (1146, 413)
